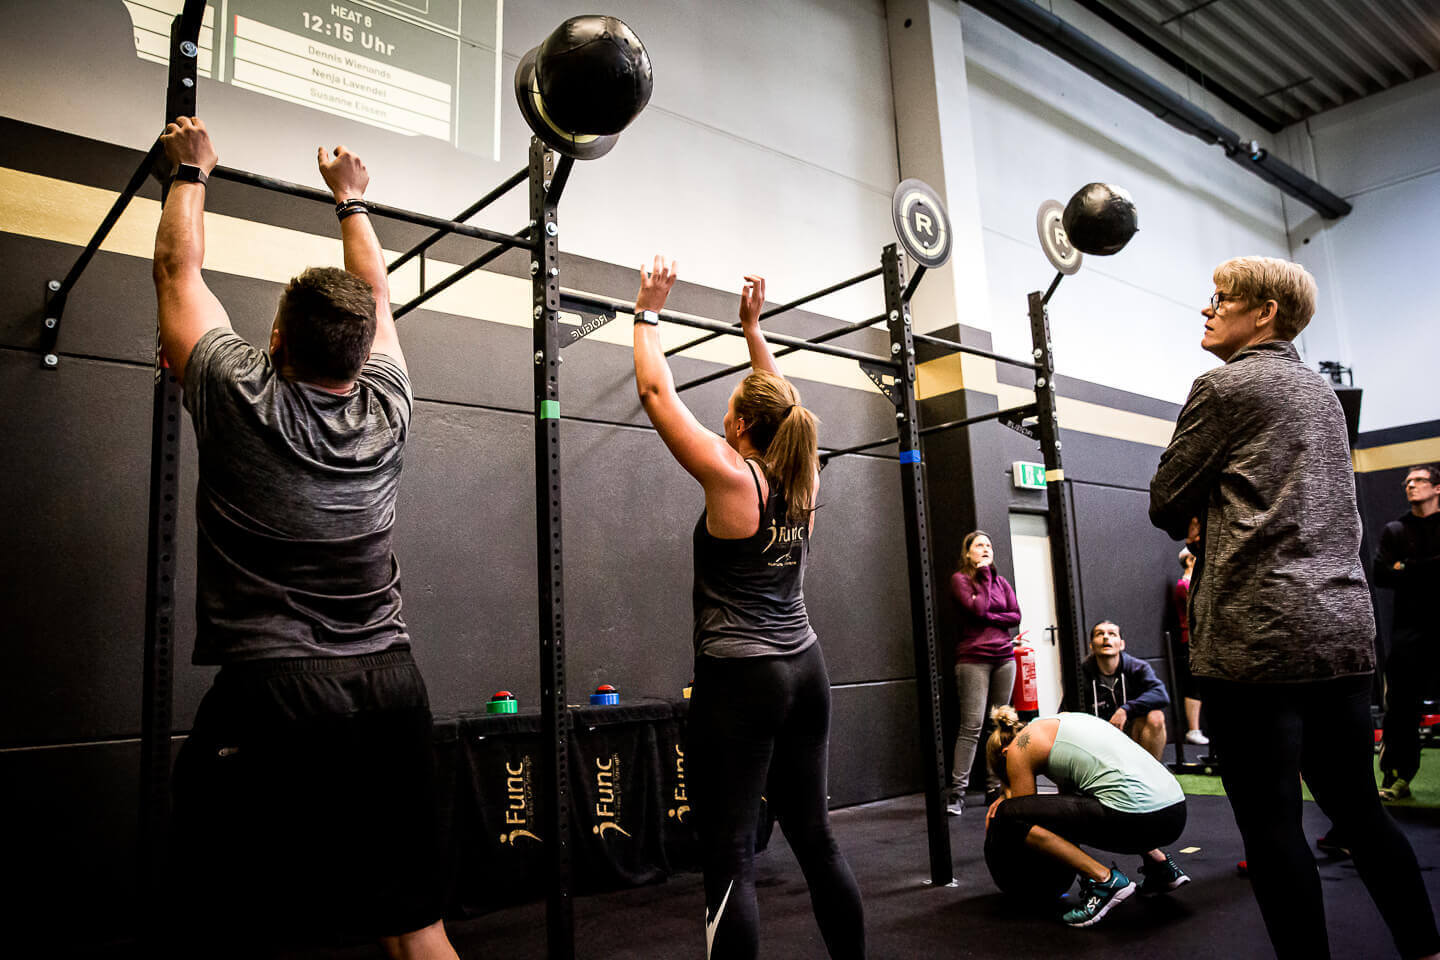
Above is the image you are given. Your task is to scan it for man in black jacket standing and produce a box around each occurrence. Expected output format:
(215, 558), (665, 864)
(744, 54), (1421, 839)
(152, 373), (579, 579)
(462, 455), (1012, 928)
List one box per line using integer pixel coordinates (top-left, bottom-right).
(1150, 256), (1437, 960)
(1075, 620), (1170, 761)
(1376, 463), (1440, 802)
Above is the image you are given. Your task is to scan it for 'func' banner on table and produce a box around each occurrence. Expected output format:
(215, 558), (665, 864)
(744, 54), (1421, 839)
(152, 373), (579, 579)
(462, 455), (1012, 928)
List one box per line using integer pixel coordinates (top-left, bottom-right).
(569, 700), (672, 894)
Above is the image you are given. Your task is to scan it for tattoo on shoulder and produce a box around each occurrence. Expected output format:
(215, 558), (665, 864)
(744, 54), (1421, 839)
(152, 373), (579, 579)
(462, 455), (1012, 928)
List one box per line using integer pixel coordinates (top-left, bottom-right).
(1016, 731), (1030, 751)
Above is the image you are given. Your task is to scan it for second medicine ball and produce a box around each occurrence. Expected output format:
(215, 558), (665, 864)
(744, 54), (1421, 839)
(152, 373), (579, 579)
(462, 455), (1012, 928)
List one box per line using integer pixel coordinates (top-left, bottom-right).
(1061, 182), (1139, 256)
(984, 823), (1077, 900)
(539, 16), (653, 136)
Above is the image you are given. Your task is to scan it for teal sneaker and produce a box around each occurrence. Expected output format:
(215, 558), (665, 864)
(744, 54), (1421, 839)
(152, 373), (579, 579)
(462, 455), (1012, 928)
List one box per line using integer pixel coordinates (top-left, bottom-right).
(1137, 853), (1190, 895)
(1061, 867), (1136, 927)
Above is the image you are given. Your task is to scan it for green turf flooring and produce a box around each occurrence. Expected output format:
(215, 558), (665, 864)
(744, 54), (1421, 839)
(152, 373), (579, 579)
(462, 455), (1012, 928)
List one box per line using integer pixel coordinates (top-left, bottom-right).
(1176, 748), (1440, 808)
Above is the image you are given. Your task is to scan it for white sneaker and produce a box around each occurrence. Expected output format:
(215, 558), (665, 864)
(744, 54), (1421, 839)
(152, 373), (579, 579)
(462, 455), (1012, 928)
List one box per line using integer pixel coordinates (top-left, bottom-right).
(1185, 730), (1210, 746)
(946, 796), (963, 816)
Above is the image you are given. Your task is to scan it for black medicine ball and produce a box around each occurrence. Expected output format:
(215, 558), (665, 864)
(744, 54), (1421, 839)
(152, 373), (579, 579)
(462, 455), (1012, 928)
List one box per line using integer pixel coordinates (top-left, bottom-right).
(984, 823), (1078, 900)
(1061, 182), (1139, 256)
(538, 16), (653, 136)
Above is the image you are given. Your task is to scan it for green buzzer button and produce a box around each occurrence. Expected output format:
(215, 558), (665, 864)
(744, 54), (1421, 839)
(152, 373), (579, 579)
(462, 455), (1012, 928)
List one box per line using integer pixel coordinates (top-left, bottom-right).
(487, 690), (518, 714)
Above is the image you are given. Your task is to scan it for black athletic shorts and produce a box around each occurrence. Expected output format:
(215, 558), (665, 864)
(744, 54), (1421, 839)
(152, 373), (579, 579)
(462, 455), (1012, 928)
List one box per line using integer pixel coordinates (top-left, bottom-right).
(172, 648), (446, 948)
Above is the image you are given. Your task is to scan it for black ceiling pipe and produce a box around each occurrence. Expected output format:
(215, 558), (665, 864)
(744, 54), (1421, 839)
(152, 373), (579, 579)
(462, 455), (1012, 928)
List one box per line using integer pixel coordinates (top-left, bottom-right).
(1066, 0), (1286, 134)
(960, 0), (1352, 219)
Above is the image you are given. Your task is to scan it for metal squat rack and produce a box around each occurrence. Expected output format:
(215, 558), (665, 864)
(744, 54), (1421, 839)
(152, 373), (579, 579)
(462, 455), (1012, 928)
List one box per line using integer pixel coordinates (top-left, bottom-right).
(43, 3), (1086, 955)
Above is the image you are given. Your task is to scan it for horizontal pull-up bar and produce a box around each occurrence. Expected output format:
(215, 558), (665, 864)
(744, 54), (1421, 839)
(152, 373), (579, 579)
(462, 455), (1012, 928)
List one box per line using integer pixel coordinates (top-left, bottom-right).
(911, 332), (1041, 371)
(664, 266), (884, 358)
(559, 289), (900, 369)
(919, 403), (1037, 438)
(820, 433), (899, 463)
(818, 403), (1039, 464)
(676, 312), (887, 392)
(208, 166), (532, 250)
(387, 166), (528, 274)
(393, 229), (529, 319)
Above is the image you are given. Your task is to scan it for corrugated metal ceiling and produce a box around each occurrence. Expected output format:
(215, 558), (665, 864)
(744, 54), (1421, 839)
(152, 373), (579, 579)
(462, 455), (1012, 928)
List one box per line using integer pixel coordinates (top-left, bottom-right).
(1083, 0), (1440, 128)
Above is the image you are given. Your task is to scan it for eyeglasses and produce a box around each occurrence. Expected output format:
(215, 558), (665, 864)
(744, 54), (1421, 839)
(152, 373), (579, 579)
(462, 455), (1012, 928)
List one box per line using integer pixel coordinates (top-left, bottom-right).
(1209, 291), (1240, 310)
(1405, 477), (1435, 488)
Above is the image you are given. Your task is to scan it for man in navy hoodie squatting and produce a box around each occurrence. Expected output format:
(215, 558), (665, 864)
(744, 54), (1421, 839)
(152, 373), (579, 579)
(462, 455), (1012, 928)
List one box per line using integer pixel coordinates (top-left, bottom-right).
(1073, 620), (1171, 761)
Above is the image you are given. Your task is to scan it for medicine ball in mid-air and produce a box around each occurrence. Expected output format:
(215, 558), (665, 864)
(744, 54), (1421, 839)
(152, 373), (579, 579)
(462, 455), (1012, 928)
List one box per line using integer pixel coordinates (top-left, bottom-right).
(1061, 182), (1139, 256)
(515, 16), (653, 160)
(984, 823), (1077, 901)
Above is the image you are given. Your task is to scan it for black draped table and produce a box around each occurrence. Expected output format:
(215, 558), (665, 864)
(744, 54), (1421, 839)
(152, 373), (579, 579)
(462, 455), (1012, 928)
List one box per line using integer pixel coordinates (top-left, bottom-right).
(438, 697), (732, 916)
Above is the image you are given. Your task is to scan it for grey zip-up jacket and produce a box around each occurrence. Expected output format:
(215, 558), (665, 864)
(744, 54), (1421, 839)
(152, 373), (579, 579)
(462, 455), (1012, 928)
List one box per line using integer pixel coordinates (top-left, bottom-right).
(1149, 340), (1375, 683)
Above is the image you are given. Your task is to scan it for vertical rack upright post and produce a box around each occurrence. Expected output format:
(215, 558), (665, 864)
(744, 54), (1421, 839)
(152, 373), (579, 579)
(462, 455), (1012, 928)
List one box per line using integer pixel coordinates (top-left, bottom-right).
(139, 0), (205, 941)
(1027, 291), (1086, 712)
(881, 243), (953, 886)
(529, 137), (575, 960)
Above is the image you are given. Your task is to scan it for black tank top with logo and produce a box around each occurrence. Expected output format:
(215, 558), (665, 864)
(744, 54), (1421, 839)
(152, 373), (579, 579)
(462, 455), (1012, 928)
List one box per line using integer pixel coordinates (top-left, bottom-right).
(692, 459), (818, 658)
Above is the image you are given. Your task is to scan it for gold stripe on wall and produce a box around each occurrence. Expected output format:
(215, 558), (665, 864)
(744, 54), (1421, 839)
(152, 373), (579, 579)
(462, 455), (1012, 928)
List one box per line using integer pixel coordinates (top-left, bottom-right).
(917, 352), (1178, 449)
(1354, 437), (1440, 473)
(0, 166), (878, 392)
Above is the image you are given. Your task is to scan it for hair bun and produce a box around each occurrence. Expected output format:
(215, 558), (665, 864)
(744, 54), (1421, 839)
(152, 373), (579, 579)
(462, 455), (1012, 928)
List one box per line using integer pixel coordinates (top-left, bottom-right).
(990, 704), (1022, 731)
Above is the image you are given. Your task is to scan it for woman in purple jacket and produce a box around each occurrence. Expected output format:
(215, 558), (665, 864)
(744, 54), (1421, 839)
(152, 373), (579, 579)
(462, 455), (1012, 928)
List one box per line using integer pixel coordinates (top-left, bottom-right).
(948, 530), (1023, 815)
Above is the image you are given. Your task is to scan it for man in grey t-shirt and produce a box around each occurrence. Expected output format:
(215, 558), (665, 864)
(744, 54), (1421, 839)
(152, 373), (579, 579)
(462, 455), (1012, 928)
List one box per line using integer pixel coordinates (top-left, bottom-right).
(154, 117), (456, 958)
(1149, 257), (1436, 960)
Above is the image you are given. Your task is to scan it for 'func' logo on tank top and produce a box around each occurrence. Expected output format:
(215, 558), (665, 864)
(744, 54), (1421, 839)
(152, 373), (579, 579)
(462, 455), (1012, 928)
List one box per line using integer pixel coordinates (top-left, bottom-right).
(763, 520), (807, 568)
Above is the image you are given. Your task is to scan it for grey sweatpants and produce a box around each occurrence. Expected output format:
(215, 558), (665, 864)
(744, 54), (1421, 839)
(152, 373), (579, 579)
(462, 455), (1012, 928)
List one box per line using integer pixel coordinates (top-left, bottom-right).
(951, 657), (1016, 795)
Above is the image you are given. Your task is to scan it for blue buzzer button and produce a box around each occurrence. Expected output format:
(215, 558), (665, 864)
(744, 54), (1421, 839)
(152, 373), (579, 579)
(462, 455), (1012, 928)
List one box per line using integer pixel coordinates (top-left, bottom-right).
(590, 684), (619, 706)
(487, 690), (518, 714)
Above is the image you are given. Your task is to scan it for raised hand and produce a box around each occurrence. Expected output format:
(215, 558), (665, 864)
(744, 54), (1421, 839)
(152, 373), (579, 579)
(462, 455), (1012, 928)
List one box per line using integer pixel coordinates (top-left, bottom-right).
(318, 145), (369, 202)
(738, 274), (766, 326)
(159, 116), (218, 175)
(636, 254), (677, 314)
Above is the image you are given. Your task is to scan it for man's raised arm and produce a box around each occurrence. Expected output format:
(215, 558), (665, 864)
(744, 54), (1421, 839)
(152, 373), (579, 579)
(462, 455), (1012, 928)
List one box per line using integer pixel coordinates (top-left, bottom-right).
(318, 146), (405, 375)
(153, 116), (229, 386)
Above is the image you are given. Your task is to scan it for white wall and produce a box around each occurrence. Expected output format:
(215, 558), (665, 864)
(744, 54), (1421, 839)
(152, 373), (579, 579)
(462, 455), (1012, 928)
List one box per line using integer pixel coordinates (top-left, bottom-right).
(956, 0), (1292, 404)
(1280, 72), (1440, 432)
(8, 0), (1426, 422)
(0, 0), (897, 327)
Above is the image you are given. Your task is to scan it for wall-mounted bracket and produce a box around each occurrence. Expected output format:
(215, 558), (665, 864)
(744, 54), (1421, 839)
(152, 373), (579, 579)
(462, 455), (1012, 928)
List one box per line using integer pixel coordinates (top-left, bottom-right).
(557, 296), (617, 347)
(860, 360), (901, 405)
(998, 402), (1040, 439)
(40, 281), (65, 369)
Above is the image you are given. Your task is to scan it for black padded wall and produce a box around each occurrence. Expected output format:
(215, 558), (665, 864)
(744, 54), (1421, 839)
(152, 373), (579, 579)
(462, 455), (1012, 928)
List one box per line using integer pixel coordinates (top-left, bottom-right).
(1, 119), (928, 940)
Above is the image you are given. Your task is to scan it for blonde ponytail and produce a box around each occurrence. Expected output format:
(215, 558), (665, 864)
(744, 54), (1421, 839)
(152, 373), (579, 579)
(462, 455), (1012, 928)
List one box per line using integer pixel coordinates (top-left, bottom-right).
(735, 372), (820, 525)
(985, 705), (1028, 786)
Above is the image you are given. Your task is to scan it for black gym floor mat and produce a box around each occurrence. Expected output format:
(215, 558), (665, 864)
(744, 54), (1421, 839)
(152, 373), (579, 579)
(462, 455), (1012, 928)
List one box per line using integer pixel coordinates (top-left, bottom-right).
(266, 791), (1439, 959)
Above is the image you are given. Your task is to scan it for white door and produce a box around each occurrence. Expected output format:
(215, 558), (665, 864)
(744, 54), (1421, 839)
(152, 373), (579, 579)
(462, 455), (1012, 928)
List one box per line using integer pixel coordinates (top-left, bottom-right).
(1008, 513), (1064, 714)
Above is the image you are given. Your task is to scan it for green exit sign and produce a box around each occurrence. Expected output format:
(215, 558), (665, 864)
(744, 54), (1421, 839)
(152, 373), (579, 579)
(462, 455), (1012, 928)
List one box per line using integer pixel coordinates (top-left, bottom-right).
(1013, 461), (1047, 490)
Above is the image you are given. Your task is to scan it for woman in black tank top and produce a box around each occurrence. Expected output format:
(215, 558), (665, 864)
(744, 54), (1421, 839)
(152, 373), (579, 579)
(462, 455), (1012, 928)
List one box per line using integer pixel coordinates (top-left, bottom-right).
(632, 257), (865, 960)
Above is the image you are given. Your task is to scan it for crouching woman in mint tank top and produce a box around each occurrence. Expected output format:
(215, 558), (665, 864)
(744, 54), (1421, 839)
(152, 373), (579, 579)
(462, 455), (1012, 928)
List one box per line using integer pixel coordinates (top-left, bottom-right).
(631, 257), (865, 960)
(984, 707), (1190, 928)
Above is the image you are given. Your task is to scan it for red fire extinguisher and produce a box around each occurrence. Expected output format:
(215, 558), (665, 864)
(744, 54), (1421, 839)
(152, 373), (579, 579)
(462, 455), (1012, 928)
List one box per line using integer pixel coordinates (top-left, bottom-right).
(1012, 631), (1039, 718)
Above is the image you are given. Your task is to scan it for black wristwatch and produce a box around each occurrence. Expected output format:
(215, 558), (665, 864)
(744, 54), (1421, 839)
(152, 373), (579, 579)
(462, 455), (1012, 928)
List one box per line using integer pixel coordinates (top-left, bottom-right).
(170, 163), (209, 187)
(635, 309), (659, 326)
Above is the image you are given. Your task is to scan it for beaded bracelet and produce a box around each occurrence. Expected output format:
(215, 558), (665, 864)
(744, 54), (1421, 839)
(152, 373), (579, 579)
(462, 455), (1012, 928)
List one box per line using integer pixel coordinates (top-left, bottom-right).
(335, 198), (369, 221)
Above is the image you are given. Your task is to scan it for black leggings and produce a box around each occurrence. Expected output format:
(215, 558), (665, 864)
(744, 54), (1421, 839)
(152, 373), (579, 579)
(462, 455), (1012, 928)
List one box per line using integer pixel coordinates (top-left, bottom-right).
(1382, 630), (1440, 781)
(989, 793), (1186, 856)
(688, 644), (864, 960)
(1205, 674), (1440, 960)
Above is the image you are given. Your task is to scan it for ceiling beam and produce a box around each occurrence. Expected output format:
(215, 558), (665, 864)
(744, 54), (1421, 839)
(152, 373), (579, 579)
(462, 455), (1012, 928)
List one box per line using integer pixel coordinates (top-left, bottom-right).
(1066, 0), (1286, 131)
